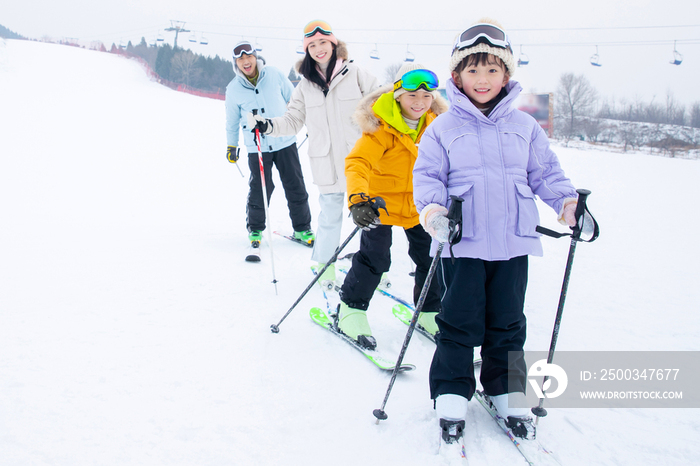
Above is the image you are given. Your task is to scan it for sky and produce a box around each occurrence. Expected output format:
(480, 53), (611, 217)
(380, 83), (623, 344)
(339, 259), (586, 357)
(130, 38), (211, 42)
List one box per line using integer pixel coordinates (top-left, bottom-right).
(3, 0), (700, 105)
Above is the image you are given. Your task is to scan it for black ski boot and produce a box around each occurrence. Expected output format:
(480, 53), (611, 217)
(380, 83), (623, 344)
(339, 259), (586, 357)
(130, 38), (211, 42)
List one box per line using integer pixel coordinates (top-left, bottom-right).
(439, 419), (465, 444)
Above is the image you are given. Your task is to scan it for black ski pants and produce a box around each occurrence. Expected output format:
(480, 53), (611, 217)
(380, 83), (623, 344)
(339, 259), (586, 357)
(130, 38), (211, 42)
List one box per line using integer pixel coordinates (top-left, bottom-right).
(339, 223), (441, 313)
(246, 143), (311, 233)
(429, 255), (529, 401)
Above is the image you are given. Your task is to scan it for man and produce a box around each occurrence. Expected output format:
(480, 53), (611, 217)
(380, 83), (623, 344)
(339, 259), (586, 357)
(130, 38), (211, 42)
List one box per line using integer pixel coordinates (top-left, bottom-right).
(225, 41), (314, 247)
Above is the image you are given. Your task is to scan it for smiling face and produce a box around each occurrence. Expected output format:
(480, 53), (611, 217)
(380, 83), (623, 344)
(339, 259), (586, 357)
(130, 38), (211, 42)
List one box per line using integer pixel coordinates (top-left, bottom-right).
(306, 38), (334, 65)
(452, 53), (509, 109)
(236, 53), (257, 78)
(396, 90), (434, 120)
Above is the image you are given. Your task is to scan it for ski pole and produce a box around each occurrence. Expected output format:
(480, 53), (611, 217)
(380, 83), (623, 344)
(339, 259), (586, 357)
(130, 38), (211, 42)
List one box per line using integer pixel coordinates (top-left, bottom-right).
(234, 147), (244, 177)
(373, 195), (464, 423)
(531, 189), (599, 421)
(270, 196), (387, 334)
(253, 109), (278, 295)
(297, 133), (308, 149)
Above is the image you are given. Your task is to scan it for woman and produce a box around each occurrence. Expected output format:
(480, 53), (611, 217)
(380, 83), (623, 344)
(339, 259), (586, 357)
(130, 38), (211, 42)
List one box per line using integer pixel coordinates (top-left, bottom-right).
(249, 20), (379, 284)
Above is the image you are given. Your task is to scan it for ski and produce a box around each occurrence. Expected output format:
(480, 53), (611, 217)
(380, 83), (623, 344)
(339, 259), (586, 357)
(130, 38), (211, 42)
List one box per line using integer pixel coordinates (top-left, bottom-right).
(437, 428), (469, 464)
(309, 307), (415, 372)
(473, 390), (562, 466)
(391, 304), (482, 367)
(245, 242), (261, 262)
(273, 231), (313, 248)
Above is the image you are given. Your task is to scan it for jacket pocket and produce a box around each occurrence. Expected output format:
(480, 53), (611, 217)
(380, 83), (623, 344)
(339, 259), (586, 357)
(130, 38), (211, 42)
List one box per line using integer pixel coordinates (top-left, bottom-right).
(447, 182), (475, 239)
(514, 182), (540, 237)
(308, 153), (337, 186)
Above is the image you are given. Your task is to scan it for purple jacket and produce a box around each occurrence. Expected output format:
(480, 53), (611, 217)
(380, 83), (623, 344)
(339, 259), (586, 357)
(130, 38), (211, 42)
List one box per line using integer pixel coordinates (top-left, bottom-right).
(413, 79), (577, 261)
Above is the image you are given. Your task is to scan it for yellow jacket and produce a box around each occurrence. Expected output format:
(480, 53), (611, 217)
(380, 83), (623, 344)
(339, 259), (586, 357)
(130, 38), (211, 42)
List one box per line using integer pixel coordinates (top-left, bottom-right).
(345, 86), (449, 228)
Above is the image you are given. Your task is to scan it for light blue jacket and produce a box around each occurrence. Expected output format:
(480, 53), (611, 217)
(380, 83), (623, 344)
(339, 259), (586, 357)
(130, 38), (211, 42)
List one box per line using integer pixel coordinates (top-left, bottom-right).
(225, 59), (296, 153)
(413, 79), (577, 261)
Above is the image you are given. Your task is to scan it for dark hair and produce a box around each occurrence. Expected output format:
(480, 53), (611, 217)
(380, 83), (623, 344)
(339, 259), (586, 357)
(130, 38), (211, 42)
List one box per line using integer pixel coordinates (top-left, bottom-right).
(453, 52), (506, 74)
(298, 43), (338, 90)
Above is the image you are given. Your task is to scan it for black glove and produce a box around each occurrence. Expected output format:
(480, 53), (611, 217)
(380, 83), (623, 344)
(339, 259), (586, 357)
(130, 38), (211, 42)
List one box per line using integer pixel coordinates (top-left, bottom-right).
(350, 202), (380, 230)
(247, 112), (271, 134)
(227, 146), (239, 163)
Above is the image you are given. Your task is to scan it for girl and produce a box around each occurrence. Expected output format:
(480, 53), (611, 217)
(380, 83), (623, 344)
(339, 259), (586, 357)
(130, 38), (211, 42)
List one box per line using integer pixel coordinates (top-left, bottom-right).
(338, 64), (449, 349)
(413, 19), (580, 444)
(249, 20), (379, 283)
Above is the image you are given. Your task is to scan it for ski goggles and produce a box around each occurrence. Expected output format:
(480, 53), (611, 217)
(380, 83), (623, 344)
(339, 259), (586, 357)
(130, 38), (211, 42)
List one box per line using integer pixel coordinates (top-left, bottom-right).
(452, 23), (512, 55)
(393, 69), (439, 93)
(232, 42), (255, 59)
(303, 20), (333, 38)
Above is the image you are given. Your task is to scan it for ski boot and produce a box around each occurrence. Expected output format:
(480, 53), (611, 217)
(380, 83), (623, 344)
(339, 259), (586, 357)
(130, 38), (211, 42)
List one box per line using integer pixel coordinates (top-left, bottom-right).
(417, 311), (439, 336)
(336, 302), (376, 350)
(249, 230), (263, 248)
(311, 263), (336, 291)
(378, 272), (391, 289)
(293, 229), (315, 246)
(486, 392), (536, 440)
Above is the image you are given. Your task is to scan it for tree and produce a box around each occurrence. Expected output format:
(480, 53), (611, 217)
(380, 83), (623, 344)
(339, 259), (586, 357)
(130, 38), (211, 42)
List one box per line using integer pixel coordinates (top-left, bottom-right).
(384, 62), (403, 86)
(170, 50), (201, 87)
(690, 102), (700, 129)
(555, 73), (598, 139)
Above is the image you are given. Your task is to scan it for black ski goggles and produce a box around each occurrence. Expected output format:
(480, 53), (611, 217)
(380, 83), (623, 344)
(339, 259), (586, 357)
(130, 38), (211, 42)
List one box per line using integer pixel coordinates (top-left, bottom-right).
(452, 23), (512, 55)
(233, 42), (255, 59)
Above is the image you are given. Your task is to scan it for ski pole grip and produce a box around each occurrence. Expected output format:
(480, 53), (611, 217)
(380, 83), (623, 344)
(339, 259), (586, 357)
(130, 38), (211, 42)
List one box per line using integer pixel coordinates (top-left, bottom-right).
(572, 189), (591, 237)
(447, 195), (464, 245)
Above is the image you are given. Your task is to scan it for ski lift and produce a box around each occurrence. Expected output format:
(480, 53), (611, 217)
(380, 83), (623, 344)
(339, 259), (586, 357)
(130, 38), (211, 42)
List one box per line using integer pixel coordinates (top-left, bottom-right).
(370, 43), (380, 60)
(119, 40), (126, 49)
(670, 41), (683, 65)
(199, 34), (208, 46)
(156, 33), (164, 42)
(590, 46), (602, 67)
(404, 45), (415, 63)
(188, 32), (197, 43)
(517, 45), (529, 67)
(255, 39), (263, 52)
(296, 44), (306, 55)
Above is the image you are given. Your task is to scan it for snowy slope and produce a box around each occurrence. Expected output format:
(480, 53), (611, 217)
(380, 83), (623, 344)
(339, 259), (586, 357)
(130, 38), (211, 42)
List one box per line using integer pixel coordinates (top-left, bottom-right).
(1, 39), (699, 465)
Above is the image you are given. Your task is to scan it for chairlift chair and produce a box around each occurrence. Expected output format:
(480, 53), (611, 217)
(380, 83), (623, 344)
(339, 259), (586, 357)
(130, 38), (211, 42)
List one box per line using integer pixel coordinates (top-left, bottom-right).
(670, 41), (683, 65)
(296, 45), (306, 55)
(590, 46), (602, 67)
(156, 33), (164, 42)
(188, 33), (197, 43)
(255, 39), (263, 52)
(404, 45), (415, 63)
(199, 34), (208, 45)
(517, 45), (529, 66)
(370, 44), (380, 60)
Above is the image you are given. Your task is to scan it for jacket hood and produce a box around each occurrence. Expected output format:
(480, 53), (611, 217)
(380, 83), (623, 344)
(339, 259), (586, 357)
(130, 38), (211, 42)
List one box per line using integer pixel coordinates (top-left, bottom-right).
(353, 84), (449, 134)
(233, 56), (267, 80)
(294, 40), (349, 73)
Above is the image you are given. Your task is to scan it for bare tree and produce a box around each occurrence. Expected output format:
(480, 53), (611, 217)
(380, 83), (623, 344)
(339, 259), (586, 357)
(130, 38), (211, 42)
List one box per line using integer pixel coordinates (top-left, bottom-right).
(690, 102), (700, 129)
(170, 50), (201, 87)
(384, 62), (403, 86)
(555, 73), (598, 139)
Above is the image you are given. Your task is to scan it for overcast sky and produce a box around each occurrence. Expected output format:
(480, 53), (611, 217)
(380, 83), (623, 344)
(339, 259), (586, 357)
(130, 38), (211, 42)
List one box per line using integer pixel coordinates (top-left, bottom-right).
(4, 0), (699, 105)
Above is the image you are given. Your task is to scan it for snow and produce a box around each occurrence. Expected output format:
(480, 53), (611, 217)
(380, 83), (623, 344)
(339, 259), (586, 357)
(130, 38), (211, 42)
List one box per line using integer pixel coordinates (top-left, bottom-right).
(1, 39), (699, 465)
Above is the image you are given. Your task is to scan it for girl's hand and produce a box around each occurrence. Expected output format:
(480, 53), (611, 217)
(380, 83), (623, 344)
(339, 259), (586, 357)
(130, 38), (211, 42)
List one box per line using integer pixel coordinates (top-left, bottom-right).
(420, 204), (450, 243)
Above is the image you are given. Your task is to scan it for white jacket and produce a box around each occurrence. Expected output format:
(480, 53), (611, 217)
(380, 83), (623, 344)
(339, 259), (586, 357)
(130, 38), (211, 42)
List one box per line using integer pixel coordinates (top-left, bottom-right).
(268, 47), (378, 194)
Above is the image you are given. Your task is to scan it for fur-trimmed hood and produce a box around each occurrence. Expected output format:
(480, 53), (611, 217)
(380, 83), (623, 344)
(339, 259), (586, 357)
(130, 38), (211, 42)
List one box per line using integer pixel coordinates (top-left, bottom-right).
(294, 40), (349, 73)
(353, 84), (449, 134)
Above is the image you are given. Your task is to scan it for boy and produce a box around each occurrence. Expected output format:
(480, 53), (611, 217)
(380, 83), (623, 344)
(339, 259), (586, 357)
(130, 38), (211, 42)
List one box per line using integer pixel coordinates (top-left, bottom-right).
(337, 63), (449, 349)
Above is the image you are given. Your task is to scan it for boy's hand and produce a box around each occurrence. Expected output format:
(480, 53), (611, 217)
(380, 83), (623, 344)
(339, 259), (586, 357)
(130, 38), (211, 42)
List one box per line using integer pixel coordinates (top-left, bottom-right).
(350, 203), (380, 231)
(227, 146), (239, 163)
(420, 203), (450, 243)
